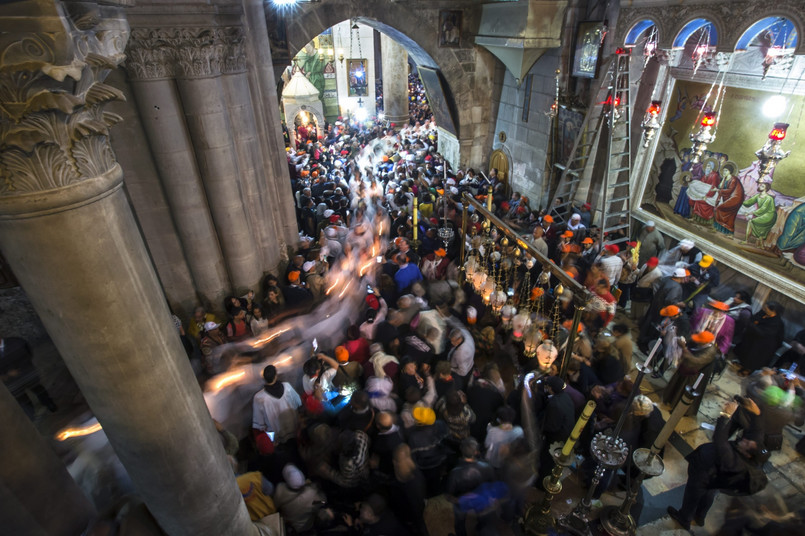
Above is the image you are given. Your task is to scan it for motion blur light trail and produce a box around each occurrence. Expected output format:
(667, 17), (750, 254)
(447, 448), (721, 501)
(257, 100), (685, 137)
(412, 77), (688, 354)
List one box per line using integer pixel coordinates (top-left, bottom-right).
(56, 420), (103, 441)
(202, 133), (400, 436)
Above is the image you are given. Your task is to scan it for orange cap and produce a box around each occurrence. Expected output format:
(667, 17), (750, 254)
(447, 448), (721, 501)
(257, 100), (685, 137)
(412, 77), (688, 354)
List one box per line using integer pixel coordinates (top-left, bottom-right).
(288, 270), (301, 283)
(709, 301), (729, 312)
(561, 230), (574, 238)
(582, 237), (594, 244)
(435, 248), (447, 257)
(335, 345), (349, 363)
(543, 215), (554, 223)
(691, 331), (715, 344)
(660, 305), (680, 317)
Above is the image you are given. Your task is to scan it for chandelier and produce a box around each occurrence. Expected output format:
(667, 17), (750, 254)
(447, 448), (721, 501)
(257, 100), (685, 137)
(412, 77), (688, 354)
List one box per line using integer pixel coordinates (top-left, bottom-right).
(755, 122), (791, 176)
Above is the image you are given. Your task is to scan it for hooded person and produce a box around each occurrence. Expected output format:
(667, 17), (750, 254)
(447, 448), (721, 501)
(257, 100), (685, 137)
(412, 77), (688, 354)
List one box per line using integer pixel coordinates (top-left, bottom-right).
(252, 365), (302, 446)
(366, 375), (398, 413)
(536, 375), (575, 480)
(273, 464), (326, 533)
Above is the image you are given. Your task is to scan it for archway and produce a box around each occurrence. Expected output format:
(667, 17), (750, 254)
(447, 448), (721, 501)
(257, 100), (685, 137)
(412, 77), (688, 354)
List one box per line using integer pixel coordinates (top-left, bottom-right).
(735, 17), (799, 52)
(624, 19), (658, 48)
(672, 18), (718, 49)
(488, 148), (510, 192)
(278, 15), (461, 143)
(264, 0), (497, 166)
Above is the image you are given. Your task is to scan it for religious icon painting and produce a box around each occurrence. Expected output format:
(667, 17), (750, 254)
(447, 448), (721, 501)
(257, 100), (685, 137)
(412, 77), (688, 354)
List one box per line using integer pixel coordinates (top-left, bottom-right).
(347, 59), (368, 97)
(439, 10), (462, 48)
(572, 21), (604, 78)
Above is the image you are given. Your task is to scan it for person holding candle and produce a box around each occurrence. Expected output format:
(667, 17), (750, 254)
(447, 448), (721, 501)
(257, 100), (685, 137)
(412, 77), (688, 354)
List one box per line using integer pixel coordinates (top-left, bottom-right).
(662, 331), (718, 415)
(667, 399), (769, 531)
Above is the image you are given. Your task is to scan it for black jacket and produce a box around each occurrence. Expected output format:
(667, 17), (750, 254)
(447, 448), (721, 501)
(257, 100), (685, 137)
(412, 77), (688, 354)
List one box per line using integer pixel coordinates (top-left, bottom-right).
(686, 416), (767, 495)
(446, 459), (495, 498)
(408, 421), (449, 469)
(467, 380), (505, 442)
(541, 391), (575, 444)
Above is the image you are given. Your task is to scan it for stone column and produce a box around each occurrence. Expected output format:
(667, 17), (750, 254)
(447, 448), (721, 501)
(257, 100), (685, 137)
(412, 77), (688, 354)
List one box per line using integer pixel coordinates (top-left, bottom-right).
(221, 63), (282, 272)
(172, 28), (263, 294)
(0, 384), (95, 535)
(125, 33), (232, 308)
(0, 5), (255, 536)
(243, 0), (300, 253)
(380, 33), (410, 126)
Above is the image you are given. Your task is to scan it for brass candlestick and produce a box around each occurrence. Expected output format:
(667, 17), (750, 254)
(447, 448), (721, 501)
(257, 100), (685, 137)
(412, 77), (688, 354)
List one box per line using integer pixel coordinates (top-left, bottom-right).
(598, 382), (703, 536)
(525, 400), (597, 535)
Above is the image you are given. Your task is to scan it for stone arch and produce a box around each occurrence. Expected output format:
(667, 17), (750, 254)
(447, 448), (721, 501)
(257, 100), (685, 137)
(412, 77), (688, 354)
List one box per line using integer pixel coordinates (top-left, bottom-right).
(734, 16), (800, 52)
(671, 18), (719, 50)
(275, 2), (471, 141)
(624, 19), (659, 47)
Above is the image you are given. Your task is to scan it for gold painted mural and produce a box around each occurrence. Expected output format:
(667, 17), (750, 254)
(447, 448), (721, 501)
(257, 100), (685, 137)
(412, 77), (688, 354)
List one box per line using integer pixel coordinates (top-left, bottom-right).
(643, 79), (805, 276)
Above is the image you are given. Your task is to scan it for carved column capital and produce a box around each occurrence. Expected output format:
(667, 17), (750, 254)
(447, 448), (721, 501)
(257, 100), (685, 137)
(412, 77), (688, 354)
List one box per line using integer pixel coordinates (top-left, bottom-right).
(126, 28), (176, 80)
(126, 26), (246, 80)
(0, 1), (129, 196)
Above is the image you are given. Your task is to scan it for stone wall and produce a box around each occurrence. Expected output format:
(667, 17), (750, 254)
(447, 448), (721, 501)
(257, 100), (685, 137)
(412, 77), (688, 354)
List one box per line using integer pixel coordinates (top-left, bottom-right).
(490, 49), (560, 207)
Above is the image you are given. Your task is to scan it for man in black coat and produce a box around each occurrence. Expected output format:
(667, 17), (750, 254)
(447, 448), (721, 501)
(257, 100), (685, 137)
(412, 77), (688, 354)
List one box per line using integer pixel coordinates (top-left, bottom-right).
(667, 399), (768, 530)
(371, 411), (404, 483)
(467, 367), (505, 443)
(536, 375), (575, 480)
(638, 269), (686, 352)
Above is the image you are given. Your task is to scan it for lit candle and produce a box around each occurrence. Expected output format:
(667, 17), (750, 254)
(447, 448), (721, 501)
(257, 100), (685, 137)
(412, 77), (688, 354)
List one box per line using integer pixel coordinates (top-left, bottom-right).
(561, 400), (597, 457)
(643, 337), (662, 370)
(413, 198), (419, 241)
(692, 372), (704, 392)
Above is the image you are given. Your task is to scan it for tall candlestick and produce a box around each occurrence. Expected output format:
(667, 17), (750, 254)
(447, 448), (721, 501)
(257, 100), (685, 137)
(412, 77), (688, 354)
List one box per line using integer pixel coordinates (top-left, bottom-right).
(642, 337), (662, 370)
(692, 372), (704, 392)
(650, 386), (700, 454)
(413, 198), (419, 241)
(487, 184), (493, 211)
(561, 400), (596, 457)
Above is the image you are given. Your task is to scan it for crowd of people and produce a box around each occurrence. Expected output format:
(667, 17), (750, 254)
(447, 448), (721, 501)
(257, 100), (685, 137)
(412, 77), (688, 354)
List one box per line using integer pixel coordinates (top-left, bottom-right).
(162, 97), (805, 535)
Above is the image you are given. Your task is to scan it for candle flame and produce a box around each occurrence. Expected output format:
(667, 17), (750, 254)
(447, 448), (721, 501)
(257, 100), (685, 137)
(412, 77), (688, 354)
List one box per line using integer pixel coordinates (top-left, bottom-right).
(210, 370), (246, 391)
(56, 422), (103, 441)
(326, 276), (342, 295)
(359, 260), (374, 277)
(252, 327), (289, 347)
(338, 279), (352, 298)
(274, 354), (293, 367)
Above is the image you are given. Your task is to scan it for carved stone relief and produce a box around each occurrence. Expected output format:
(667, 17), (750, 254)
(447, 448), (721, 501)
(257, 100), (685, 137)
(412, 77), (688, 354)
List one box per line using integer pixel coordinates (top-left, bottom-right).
(0, 3), (129, 195)
(125, 26), (247, 81)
